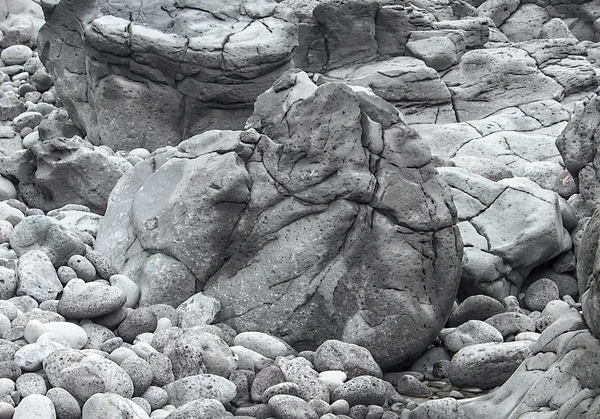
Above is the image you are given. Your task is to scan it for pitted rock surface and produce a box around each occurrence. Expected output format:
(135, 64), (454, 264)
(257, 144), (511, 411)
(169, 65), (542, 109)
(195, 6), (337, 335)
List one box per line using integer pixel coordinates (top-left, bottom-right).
(38, 0), (298, 151)
(95, 70), (463, 368)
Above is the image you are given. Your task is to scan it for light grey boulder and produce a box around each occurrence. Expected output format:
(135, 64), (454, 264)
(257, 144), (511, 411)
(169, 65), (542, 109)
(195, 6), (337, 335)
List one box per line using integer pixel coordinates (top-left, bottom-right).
(448, 341), (535, 389)
(441, 320), (504, 353)
(164, 374), (236, 407)
(16, 250), (62, 303)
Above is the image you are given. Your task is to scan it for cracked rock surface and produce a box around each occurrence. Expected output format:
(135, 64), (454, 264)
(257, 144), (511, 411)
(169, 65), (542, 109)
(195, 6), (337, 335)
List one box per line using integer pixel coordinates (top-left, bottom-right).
(94, 70), (463, 368)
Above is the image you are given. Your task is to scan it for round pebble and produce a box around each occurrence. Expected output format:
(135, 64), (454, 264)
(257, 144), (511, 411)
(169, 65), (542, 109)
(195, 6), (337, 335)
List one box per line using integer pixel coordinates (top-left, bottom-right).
(523, 278), (560, 312)
(12, 394), (55, 419)
(117, 308), (157, 344)
(1, 46), (33, 66)
(67, 255), (96, 282)
(332, 399), (351, 415)
(141, 385), (168, 410)
(0, 177), (16, 202)
(121, 356), (153, 397)
(331, 376), (387, 407)
(46, 387), (81, 419)
(15, 373), (46, 397)
(0, 402), (14, 419)
(109, 275), (140, 308)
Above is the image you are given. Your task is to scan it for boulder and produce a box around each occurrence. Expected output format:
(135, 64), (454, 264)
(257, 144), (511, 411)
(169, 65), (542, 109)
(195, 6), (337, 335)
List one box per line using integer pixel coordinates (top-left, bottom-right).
(38, 0), (298, 151)
(95, 70), (462, 368)
(438, 168), (571, 300)
(0, 136), (129, 214)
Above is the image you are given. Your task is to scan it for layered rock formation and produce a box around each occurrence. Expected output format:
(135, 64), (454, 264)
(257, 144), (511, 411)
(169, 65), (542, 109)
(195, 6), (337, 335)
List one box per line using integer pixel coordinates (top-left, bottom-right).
(37, 0), (298, 151)
(95, 70), (463, 368)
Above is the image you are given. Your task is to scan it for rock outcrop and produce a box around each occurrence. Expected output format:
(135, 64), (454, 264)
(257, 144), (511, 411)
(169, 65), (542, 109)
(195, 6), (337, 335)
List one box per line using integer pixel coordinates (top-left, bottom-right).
(557, 93), (600, 209)
(37, 0), (298, 151)
(95, 70), (463, 368)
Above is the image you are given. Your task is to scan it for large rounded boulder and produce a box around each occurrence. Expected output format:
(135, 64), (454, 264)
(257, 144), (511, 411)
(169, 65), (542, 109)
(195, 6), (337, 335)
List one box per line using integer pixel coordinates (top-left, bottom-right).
(95, 70), (462, 368)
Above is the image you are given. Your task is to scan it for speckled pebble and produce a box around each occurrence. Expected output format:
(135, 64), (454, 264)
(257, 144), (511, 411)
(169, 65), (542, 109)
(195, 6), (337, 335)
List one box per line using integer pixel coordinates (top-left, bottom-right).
(15, 373), (46, 397)
(0, 221), (12, 244)
(268, 394), (319, 419)
(117, 308), (157, 344)
(67, 255), (96, 282)
(141, 385), (168, 410)
(121, 356), (153, 397)
(57, 279), (126, 319)
(46, 387), (81, 419)
(331, 376), (388, 407)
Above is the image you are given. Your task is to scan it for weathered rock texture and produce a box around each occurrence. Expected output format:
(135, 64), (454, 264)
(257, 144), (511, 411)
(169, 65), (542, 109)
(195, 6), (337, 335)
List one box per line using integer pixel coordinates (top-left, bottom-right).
(438, 168), (571, 300)
(576, 209), (600, 338)
(37, 0), (298, 151)
(409, 311), (600, 419)
(0, 136), (129, 214)
(95, 71), (463, 368)
(557, 93), (600, 209)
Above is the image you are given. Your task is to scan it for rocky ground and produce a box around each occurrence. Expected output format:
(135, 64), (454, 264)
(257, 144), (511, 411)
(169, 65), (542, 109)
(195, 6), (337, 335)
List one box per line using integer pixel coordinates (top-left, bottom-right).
(0, 0), (599, 418)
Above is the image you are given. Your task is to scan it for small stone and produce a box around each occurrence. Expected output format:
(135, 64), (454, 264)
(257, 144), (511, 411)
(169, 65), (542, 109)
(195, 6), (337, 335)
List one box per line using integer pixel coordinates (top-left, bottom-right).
(176, 293), (221, 328)
(15, 373), (46, 397)
(268, 394), (319, 419)
(121, 356), (153, 397)
(0, 268), (17, 300)
(164, 374), (237, 407)
(163, 398), (226, 419)
(56, 267), (77, 286)
(141, 385), (168, 410)
(13, 394), (55, 419)
(485, 312), (535, 338)
(234, 332), (295, 360)
(315, 340), (382, 379)
(84, 249), (118, 280)
(0, 176), (16, 201)
(57, 279), (127, 319)
(0, 402), (13, 419)
(67, 255), (96, 282)
(110, 275), (140, 308)
(16, 250), (63, 302)
(396, 374), (432, 397)
(30, 69), (53, 92)
(0, 362), (21, 380)
(24, 320), (88, 349)
(14, 341), (65, 371)
(12, 112), (42, 131)
(331, 399), (351, 415)
(331, 376), (387, 407)
(523, 278), (560, 312)
(46, 387), (81, 419)
(117, 308), (157, 344)
(1, 46), (33, 66)
(318, 370), (347, 392)
(81, 393), (148, 418)
(441, 320), (504, 353)
(448, 295), (505, 327)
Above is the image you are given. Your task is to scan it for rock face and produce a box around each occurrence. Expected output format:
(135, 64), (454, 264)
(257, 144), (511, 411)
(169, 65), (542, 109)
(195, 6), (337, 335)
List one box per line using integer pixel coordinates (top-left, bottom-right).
(576, 209), (600, 338)
(557, 94), (600, 209)
(37, 0), (298, 151)
(437, 167), (571, 300)
(95, 70), (463, 368)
